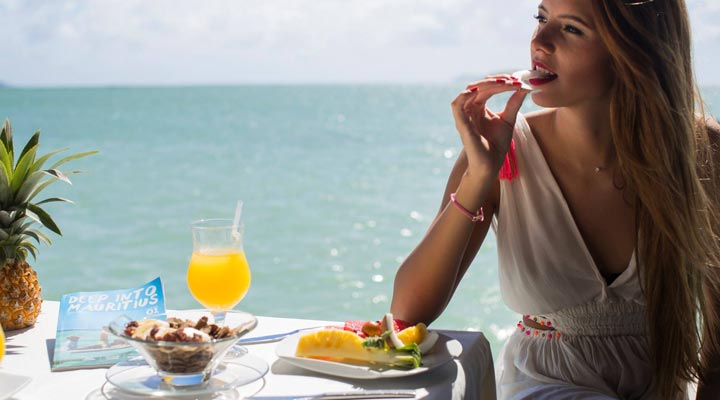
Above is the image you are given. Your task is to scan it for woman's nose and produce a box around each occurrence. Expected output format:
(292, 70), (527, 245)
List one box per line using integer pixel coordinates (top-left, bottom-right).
(531, 26), (555, 55)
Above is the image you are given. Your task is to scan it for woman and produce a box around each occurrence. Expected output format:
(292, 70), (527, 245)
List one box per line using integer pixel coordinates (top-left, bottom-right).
(390, 0), (720, 398)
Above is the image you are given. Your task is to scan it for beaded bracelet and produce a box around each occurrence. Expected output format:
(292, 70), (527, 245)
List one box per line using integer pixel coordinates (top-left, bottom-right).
(450, 192), (484, 222)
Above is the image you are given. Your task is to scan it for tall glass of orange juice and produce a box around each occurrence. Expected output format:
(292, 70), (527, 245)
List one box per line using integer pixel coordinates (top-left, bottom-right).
(187, 218), (251, 325)
(0, 323), (5, 363)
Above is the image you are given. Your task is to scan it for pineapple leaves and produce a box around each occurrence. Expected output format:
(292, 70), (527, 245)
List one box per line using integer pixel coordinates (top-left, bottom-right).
(42, 169), (71, 184)
(0, 123), (13, 206)
(26, 203), (62, 235)
(25, 229), (51, 246)
(33, 148), (67, 169)
(0, 140), (12, 199)
(18, 131), (40, 163)
(16, 169), (78, 204)
(11, 143), (38, 194)
(0, 118), (96, 265)
(0, 140), (11, 175)
(0, 210), (11, 227)
(21, 242), (37, 261)
(0, 167), (9, 206)
(36, 197), (74, 206)
(50, 150), (98, 170)
(0, 118), (13, 168)
(13, 170), (45, 204)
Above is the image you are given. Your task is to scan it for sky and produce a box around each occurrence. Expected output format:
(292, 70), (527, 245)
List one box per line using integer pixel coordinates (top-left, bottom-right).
(1, 0), (719, 87)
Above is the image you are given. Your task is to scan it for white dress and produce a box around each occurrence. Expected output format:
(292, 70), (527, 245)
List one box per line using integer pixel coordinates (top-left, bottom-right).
(493, 114), (659, 399)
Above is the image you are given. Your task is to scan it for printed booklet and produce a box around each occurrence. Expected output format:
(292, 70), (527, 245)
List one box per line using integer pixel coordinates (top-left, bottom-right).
(51, 276), (166, 371)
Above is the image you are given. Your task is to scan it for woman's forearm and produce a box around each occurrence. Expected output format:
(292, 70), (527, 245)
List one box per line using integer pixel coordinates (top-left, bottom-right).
(391, 78), (524, 326)
(390, 169), (497, 325)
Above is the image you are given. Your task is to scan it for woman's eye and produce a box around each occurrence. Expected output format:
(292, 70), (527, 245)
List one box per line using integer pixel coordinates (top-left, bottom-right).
(563, 24), (583, 35)
(533, 14), (547, 23)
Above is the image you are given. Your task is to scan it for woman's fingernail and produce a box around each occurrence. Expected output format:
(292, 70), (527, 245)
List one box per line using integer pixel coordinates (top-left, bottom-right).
(495, 78), (507, 83)
(469, 86), (478, 92)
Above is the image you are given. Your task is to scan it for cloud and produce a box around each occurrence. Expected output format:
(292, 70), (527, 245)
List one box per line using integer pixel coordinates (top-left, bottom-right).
(689, 0), (720, 42)
(0, 0), (717, 85)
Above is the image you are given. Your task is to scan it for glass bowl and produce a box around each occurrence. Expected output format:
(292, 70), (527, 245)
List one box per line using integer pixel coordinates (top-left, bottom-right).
(106, 312), (257, 387)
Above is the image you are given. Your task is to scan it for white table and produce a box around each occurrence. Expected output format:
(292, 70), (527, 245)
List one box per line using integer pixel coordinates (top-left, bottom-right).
(2, 301), (496, 399)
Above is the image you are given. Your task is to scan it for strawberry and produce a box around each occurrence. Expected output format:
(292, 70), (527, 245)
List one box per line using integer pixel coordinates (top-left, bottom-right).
(343, 317), (413, 337)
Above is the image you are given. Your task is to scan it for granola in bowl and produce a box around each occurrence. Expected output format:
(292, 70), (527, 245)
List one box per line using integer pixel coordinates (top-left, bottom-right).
(107, 312), (256, 385)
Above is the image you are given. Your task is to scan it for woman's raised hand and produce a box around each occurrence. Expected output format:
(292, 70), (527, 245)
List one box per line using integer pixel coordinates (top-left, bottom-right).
(451, 75), (528, 177)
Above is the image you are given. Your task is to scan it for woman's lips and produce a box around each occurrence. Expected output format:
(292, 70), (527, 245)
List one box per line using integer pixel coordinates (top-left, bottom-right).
(529, 75), (558, 86)
(512, 69), (558, 89)
(530, 62), (558, 86)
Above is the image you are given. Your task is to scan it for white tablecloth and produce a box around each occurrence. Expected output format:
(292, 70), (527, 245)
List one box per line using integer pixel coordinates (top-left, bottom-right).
(2, 301), (495, 399)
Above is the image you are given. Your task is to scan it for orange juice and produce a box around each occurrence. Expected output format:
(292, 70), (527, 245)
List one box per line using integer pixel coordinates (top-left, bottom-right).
(187, 251), (251, 310)
(0, 324), (4, 362)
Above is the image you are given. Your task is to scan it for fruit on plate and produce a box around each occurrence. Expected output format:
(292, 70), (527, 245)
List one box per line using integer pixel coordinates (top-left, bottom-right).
(295, 313), (438, 369)
(296, 328), (421, 369)
(344, 316), (412, 336)
(0, 119), (96, 330)
(344, 313), (439, 354)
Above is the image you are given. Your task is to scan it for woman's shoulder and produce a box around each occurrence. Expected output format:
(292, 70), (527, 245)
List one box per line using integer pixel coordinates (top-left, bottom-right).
(524, 108), (555, 121)
(696, 114), (720, 158)
(704, 115), (720, 143)
(521, 108), (555, 138)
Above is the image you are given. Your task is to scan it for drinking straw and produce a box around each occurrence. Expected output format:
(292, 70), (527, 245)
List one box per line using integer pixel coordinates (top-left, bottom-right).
(232, 200), (243, 239)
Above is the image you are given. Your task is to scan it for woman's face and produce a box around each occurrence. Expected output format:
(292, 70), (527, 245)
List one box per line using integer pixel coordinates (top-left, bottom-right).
(529, 0), (615, 109)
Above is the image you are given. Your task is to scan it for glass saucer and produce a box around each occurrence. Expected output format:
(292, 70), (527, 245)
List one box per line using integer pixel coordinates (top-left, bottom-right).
(105, 354), (268, 397)
(99, 381), (240, 399)
(95, 378), (266, 400)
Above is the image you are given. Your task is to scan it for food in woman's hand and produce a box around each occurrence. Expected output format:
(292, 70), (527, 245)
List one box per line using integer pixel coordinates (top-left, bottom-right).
(512, 69), (557, 90)
(295, 313), (438, 369)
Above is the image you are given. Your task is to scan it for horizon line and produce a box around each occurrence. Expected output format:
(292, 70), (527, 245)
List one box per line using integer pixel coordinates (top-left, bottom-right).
(2, 79), (720, 90)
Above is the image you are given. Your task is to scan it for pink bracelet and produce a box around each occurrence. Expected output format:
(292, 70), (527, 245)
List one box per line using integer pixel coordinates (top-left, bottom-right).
(450, 192), (484, 222)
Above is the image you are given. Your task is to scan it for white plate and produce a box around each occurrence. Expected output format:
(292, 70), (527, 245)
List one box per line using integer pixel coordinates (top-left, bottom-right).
(0, 372), (32, 400)
(275, 331), (462, 379)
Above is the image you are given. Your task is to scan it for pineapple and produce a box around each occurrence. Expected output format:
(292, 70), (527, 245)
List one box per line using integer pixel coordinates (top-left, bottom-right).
(396, 323), (428, 347)
(0, 118), (96, 331)
(296, 329), (368, 361)
(295, 329), (421, 368)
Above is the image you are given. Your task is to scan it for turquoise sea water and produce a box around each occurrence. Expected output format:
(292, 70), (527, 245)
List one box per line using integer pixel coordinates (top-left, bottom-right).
(1, 85), (718, 358)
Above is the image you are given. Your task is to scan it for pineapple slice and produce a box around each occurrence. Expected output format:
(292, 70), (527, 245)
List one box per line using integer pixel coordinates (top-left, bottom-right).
(396, 323), (428, 346)
(397, 323), (439, 354)
(296, 329), (367, 361)
(296, 329), (421, 369)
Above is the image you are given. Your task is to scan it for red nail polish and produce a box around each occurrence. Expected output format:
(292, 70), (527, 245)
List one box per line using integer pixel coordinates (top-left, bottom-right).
(495, 78), (507, 83)
(469, 86), (478, 92)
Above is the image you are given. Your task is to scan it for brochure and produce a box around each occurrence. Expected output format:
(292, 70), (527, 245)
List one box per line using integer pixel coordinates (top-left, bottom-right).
(51, 277), (166, 371)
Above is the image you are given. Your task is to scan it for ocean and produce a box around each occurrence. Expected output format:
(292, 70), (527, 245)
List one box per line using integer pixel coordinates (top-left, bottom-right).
(1, 84), (718, 358)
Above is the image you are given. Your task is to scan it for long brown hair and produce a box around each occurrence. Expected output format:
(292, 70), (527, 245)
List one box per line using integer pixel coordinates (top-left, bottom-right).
(591, 0), (720, 397)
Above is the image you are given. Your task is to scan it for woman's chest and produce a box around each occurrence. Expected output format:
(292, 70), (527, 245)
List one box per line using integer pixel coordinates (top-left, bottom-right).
(556, 173), (636, 277)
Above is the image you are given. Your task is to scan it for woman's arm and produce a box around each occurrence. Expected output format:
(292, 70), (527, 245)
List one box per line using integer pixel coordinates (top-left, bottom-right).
(390, 77), (527, 325)
(390, 151), (499, 325)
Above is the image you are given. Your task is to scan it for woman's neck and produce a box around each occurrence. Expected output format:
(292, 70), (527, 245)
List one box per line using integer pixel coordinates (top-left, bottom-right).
(551, 104), (615, 174)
